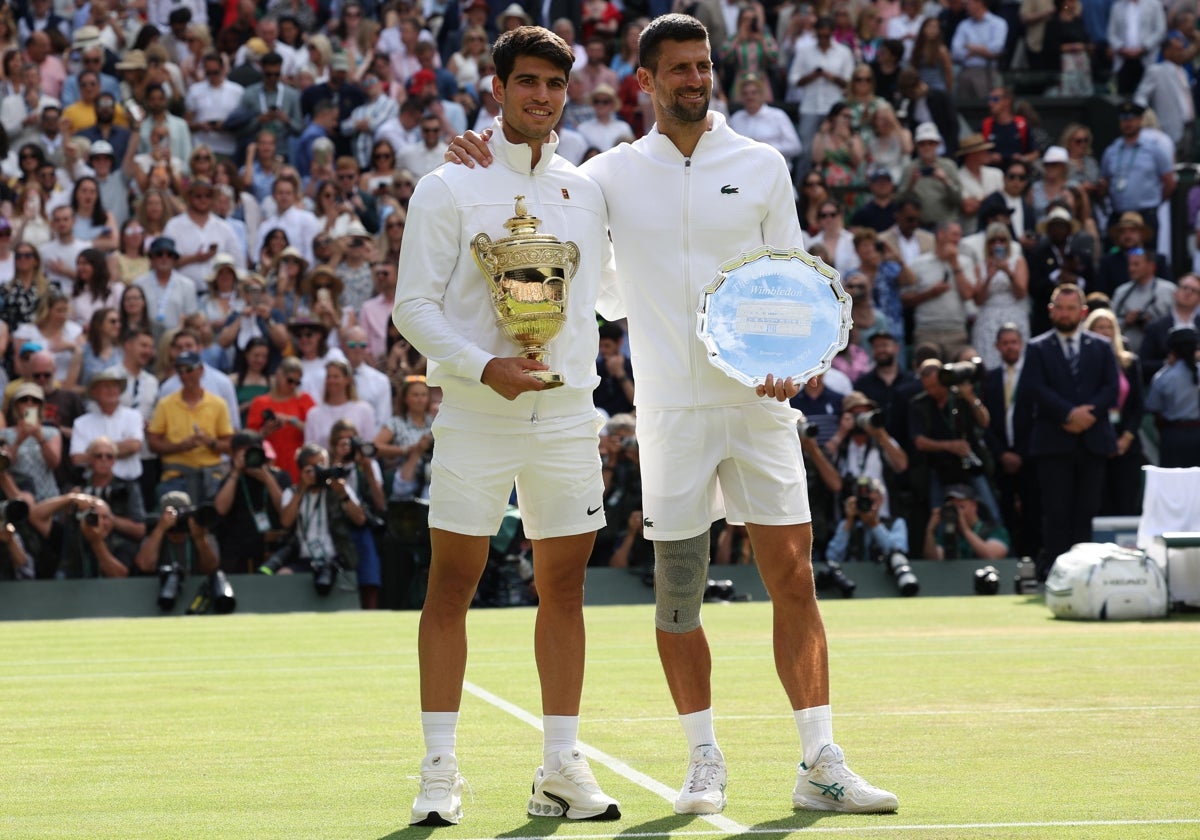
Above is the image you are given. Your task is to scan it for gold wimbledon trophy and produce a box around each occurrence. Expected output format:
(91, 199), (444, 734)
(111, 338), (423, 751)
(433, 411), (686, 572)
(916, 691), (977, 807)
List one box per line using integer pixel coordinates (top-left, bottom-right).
(471, 196), (580, 389)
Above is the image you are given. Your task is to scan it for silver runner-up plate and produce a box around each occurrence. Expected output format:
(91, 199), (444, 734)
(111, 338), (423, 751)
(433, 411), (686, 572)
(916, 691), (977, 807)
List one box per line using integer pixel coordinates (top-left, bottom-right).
(697, 247), (851, 388)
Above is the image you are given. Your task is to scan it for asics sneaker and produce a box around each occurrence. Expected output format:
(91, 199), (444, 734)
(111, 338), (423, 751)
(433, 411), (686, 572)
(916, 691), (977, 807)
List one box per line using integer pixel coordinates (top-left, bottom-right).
(527, 748), (621, 820)
(792, 743), (898, 814)
(410, 753), (464, 826)
(674, 744), (727, 815)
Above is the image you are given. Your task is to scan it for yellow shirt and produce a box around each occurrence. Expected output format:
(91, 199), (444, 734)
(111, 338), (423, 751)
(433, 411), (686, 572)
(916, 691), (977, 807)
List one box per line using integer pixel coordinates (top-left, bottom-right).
(148, 389), (232, 470)
(61, 101), (131, 133)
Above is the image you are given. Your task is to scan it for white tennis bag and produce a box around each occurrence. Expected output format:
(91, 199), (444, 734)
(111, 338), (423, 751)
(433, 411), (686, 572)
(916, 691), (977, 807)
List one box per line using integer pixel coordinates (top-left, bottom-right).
(1045, 543), (1169, 621)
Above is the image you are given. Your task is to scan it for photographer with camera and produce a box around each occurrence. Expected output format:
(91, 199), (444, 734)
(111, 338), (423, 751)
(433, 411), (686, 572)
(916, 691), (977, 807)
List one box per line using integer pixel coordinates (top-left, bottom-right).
(825, 477), (909, 565)
(330, 419), (386, 608)
(135, 490), (221, 580)
(212, 431), (291, 574)
(278, 443), (365, 593)
(0, 515), (33, 580)
(909, 357), (1001, 531)
(923, 484), (1010, 560)
(594, 414), (648, 572)
(29, 493), (132, 578)
(825, 391), (908, 518)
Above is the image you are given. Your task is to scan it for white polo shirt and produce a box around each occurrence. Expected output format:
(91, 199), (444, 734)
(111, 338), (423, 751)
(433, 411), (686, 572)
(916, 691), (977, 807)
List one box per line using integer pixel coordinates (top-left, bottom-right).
(70, 405), (146, 479)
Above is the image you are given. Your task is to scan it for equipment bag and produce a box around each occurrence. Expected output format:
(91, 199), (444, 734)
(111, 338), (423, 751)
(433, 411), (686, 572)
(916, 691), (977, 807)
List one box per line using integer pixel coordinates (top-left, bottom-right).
(1045, 543), (1169, 621)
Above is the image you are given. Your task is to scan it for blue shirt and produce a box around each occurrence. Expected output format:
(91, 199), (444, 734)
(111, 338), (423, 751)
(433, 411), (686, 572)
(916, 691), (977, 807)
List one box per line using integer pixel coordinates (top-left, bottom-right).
(292, 123), (328, 186)
(790, 387), (846, 445)
(950, 12), (1008, 67)
(826, 518), (909, 564)
(61, 72), (122, 107)
(1100, 134), (1173, 211)
(1146, 360), (1200, 421)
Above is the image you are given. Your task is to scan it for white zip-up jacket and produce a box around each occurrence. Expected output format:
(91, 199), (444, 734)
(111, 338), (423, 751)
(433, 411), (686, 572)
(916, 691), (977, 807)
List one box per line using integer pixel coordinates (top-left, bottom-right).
(393, 119), (618, 429)
(584, 112), (804, 410)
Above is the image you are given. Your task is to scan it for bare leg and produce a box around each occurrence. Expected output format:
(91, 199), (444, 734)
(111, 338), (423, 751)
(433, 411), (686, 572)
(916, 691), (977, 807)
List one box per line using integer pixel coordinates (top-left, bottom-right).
(418, 528), (490, 711)
(656, 626), (713, 714)
(745, 522), (829, 709)
(531, 532), (595, 715)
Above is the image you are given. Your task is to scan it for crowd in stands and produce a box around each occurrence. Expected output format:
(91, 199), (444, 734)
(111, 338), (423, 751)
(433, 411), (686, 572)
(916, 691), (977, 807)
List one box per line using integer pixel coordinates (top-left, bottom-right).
(0, 0), (1199, 603)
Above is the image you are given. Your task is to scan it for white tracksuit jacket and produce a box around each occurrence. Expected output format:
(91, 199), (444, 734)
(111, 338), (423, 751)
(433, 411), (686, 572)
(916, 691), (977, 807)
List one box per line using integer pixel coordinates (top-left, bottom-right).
(584, 112), (804, 411)
(393, 120), (618, 429)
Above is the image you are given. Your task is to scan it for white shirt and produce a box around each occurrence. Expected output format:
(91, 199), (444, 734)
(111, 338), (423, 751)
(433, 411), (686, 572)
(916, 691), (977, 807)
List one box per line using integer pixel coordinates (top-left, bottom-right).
(788, 40), (855, 115)
(253, 205), (323, 266)
(70, 406), (146, 479)
(162, 212), (246, 292)
(283, 483), (361, 560)
(729, 105), (804, 165)
(135, 270), (199, 331)
(398, 141), (449, 181)
(353, 362), (392, 427)
(576, 117), (634, 153)
(184, 78), (246, 157)
(38, 237), (92, 287)
(886, 13), (926, 61)
(298, 348), (348, 405)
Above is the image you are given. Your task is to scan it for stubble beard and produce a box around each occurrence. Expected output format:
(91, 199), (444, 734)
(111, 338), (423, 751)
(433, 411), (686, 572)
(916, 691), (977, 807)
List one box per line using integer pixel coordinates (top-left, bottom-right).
(661, 87), (710, 125)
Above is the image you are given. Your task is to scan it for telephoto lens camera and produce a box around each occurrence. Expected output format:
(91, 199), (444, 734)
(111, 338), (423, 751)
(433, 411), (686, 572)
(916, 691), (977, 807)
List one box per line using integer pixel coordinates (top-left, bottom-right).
(1014, 557), (1039, 594)
(853, 410), (886, 431)
(172, 504), (219, 532)
(187, 570), (237, 614)
(797, 419), (819, 439)
(974, 565), (1001, 595)
(940, 502), (959, 538)
(157, 561), (184, 611)
(937, 356), (985, 388)
(885, 550), (920, 596)
(0, 497), (30, 526)
(814, 560), (856, 598)
(83, 508), (100, 528)
(242, 444), (267, 469)
(312, 558), (339, 596)
(313, 465), (351, 484)
(349, 437), (378, 459)
(94, 484), (129, 505)
(854, 476), (874, 513)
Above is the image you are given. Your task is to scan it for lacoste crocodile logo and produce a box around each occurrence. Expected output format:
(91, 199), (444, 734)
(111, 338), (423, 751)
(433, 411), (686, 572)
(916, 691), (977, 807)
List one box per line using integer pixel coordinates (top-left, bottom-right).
(720, 185), (739, 195)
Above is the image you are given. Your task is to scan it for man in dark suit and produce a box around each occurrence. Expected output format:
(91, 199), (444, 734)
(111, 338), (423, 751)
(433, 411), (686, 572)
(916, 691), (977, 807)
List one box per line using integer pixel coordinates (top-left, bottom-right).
(1138, 274), (1200, 382)
(981, 323), (1039, 558)
(1020, 284), (1119, 579)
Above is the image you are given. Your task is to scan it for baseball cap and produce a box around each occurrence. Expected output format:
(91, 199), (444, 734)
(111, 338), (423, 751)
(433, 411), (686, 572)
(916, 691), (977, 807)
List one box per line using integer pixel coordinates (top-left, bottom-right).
(945, 484), (976, 502)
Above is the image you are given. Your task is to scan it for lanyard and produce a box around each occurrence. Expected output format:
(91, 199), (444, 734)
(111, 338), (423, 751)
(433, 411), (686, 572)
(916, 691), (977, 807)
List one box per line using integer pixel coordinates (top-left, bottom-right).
(240, 476), (266, 512)
(1114, 142), (1141, 182)
(300, 490), (326, 535)
(154, 275), (174, 323)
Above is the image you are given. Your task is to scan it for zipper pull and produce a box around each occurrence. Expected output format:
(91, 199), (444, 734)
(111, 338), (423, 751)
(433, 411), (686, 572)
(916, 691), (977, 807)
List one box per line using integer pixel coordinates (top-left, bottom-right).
(530, 409), (539, 425)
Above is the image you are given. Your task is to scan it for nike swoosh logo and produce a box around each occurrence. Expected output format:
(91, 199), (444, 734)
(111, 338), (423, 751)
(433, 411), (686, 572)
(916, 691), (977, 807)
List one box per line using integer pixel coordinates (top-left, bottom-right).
(587, 505), (601, 516)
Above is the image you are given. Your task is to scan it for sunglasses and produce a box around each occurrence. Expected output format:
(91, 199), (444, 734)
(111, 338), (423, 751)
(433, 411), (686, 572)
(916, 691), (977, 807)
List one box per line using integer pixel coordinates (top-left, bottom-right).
(176, 364), (199, 374)
(373, 153), (393, 160)
(1006, 173), (1027, 181)
(345, 341), (367, 349)
(285, 376), (301, 385)
(16, 252), (36, 259)
(31, 371), (53, 380)
(819, 211), (840, 219)
(92, 452), (116, 460)
(297, 329), (320, 338)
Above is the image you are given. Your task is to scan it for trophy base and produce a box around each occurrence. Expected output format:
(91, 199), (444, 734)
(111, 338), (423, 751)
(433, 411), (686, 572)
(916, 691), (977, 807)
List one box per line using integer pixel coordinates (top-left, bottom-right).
(528, 370), (564, 389)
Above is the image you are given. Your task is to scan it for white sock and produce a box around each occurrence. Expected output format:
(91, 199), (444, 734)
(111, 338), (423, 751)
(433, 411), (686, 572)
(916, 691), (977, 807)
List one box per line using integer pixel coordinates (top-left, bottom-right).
(795, 705), (833, 768)
(679, 708), (718, 753)
(542, 715), (579, 771)
(422, 711), (459, 760)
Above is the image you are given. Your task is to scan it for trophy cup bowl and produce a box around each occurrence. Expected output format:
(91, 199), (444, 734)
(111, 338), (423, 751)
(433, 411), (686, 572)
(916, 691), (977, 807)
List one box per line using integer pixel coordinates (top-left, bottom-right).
(471, 196), (580, 389)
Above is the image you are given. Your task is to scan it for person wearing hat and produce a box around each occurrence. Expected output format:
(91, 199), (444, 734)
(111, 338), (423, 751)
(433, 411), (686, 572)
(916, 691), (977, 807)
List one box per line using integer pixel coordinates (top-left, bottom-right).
(213, 272), (290, 375)
(923, 482), (1010, 560)
(161, 177), (245, 292)
(576, 82), (633, 153)
(298, 50), (366, 158)
(84, 135), (131, 229)
(330, 217), (376, 310)
(1111, 244), (1177, 354)
(1098, 100), (1175, 234)
(850, 167), (899, 232)
(899, 122), (961, 227)
(134, 487), (221, 580)
(955, 133), (1001, 233)
(70, 368), (145, 480)
(1027, 202), (1090, 335)
(147, 349), (234, 502)
(1146, 326), (1200, 467)
(287, 313), (346, 402)
(1030, 146), (1071, 221)
(496, 2), (533, 31)
(134, 237), (199, 330)
(1094, 210), (1172, 299)
(183, 51), (244, 159)
(201, 254), (246, 332)
(853, 330), (917, 424)
(825, 390), (909, 517)
(298, 263), (345, 333)
(0, 381), (63, 501)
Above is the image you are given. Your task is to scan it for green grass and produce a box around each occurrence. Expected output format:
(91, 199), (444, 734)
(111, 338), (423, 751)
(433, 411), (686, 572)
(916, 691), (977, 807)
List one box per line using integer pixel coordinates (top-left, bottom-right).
(3, 597), (1199, 839)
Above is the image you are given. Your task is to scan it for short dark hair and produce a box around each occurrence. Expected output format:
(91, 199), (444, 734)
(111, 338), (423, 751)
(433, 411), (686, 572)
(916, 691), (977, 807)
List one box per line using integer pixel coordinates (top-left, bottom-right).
(638, 13), (709, 72)
(598, 321), (625, 341)
(491, 25), (574, 84)
(261, 52), (283, 69)
(995, 323), (1022, 342)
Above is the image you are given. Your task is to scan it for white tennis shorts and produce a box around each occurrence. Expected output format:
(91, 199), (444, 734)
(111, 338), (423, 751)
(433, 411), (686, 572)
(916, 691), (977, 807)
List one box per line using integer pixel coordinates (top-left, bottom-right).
(427, 413), (606, 541)
(636, 402), (812, 541)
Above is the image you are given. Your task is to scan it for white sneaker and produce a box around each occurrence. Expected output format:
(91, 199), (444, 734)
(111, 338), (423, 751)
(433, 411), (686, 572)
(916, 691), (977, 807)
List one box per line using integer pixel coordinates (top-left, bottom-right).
(410, 753), (464, 826)
(674, 744), (727, 814)
(527, 748), (621, 820)
(793, 744), (898, 814)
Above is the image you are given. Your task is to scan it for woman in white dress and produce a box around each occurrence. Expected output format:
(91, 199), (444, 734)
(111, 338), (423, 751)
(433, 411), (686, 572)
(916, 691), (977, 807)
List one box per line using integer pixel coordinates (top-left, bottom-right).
(970, 223), (1030, 370)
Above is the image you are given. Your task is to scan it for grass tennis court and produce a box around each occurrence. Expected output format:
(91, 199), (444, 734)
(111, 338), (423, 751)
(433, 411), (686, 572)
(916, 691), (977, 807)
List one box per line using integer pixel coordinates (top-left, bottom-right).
(3, 596), (1199, 839)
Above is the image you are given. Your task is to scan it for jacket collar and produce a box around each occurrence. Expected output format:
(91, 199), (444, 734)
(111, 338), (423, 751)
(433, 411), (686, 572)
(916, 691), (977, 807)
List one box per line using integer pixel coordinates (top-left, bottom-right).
(643, 111), (727, 163)
(489, 116), (560, 175)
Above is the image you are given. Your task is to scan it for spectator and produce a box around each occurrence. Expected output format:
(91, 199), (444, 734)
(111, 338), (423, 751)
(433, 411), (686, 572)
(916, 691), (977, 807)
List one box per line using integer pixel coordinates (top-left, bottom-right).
(40, 205), (93, 288)
(329, 418), (386, 608)
(1106, 0), (1165, 95)
(1098, 101), (1175, 235)
(246, 357), (313, 483)
(886, 0), (925, 62)
(1112, 247), (1175, 353)
(1082, 308), (1144, 515)
(865, 103), (911, 185)
(85, 138), (131, 229)
(842, 269), (895, 347)
(797, 173), (830, 236)
(1139, 274), (1200, 381)
(134, 488), (220, 576)
(1028, 204), (1090, 335)
(0, 242), (50, 338)
(825, 476), (908, 564)
(147, 350), (234, 501)
(162, 179), (246, 295)
(134, 237), (198, 331)
(2, 382), (62, 500)
(238, 53), (302, 162)
(360, 262), (397, 364)
(212, 430), (290, 574)
(1145, 327), (1200, 467)
(1132, 30), (1193, 155)
(14, 290), (83, 384)
(137, 83), (193, 172)
(956, 133), (1002, 234)
(789, 16), (855, 173)
(577, 84), (634, 153)
(343, 325), (391, 426)
(810, 102), (865, 193)
(590, 413), (644, 569)
(373, 373), (433, 499)
(65, 308), (123, 393)
(910, 16), (953, 92)
(851, 168), (899, 232)
(398, 112), (450, 182)
(826, 391), (909, 511)
(950, 0), (1007, 99)
(1043, 0), (1093, 97)
(923, 483), (1009, 559)
(970, 223), (1029, 370)
(894, 68), (959, 158)
(899, 123), (961, 227)
(296, 267), (345, 347)
(992, 159), (1037, 251)
(304, 358), (377, 445)
(278, 442), (366, 577)
(880, 196), (935, 266)
(157, 328), (241, 430)
(231, 337), (272, 422)
(332, 156), (380, 236)
(790, 374), (847, 446)
(67, 248), (123, 328)
(254, 173), (323, 266)
(804, 198), (859, 273)
(902, 221), (975, 359)
(593, 321), (634, 418)
(869, 38), (905, 103)
(216, 273), (289, 378)
(184, 52), (245, 159)
(909, 358), (999, 521)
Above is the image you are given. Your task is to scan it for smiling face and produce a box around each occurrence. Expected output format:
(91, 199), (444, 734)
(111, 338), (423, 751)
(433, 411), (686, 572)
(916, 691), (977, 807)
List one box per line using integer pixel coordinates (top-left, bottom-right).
(495, 55), (567, 147)
(639, 38), (712, 128)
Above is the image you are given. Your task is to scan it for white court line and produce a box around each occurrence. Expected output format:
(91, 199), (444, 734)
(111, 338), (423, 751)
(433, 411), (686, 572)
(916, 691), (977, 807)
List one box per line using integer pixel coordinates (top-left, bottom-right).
(463, 680), (748, 835)
(588, 704), (1200, 724)
(439, 819), (1200, 840)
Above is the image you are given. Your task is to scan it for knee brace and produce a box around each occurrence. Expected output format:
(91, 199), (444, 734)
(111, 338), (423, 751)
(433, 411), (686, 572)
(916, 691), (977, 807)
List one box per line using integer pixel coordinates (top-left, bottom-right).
(653, 533), (711, 633)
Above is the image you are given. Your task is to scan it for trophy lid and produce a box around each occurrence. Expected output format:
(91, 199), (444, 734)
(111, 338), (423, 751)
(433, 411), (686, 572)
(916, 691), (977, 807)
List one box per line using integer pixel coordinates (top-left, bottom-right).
(476, 195), (579, 275)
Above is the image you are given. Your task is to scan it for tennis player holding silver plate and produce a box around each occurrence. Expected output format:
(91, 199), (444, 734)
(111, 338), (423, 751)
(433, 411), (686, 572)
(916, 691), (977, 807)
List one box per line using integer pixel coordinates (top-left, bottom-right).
(697, 246), (851, 387)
